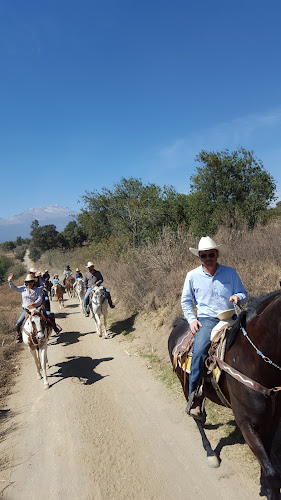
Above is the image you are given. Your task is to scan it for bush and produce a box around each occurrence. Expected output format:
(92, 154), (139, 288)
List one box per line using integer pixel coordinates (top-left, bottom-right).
(0, 255), (13, 284)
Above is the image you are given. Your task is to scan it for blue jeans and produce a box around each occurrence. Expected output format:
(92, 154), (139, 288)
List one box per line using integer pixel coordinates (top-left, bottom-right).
(189, 316), (220, 396)
(84, 287), (92, 310)
(16, 307), (53, 327)
(84, 286), (111, 310)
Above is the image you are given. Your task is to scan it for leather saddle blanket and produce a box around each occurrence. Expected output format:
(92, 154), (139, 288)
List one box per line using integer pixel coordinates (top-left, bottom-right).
(172, 318), (235, 384)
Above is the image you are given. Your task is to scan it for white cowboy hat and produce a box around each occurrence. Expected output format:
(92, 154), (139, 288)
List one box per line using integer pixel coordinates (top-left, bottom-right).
(87, 261), (94, 267)
(25, 274), (36, 282)
(76, 268), (80, 272)
(189, 236), (225, 256)
(29, 267), (37, 273)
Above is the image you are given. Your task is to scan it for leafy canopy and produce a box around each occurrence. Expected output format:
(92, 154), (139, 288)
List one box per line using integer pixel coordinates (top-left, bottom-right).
(78, 177), (189, 246)
(188, 147), (276, 235)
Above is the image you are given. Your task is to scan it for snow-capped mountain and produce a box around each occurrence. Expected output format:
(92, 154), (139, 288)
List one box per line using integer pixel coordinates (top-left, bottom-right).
(0, 205), (78, 243)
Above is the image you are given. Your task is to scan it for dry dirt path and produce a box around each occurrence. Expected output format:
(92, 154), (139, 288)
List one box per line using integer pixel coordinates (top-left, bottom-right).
(0, 295), (260, 500)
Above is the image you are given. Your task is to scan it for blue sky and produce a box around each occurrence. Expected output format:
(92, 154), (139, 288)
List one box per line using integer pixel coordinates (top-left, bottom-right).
(1, 0), (281, 219)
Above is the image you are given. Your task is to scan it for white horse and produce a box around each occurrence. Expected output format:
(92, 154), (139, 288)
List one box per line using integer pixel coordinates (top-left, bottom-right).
(21, 308), (52, 389)
(75, 278), (84, 310)
(89, 286), (109, 338)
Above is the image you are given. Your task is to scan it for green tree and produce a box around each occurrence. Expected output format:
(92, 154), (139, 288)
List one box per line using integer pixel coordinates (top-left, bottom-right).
(16, 236), (23, 246)
(60, 221), (86, 248)
(189, 147), (276, 234)
(0, 255), (13, 284)
(1, 241), (16, 253)
(29, 222), (61, 260)
(79, 178), (189, 246)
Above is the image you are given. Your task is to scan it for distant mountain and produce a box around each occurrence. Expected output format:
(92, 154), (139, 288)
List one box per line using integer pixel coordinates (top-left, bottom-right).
(0, 205), (78, 243)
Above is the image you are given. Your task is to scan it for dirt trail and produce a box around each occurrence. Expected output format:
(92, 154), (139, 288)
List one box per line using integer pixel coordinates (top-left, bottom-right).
(0, 295), (260, 500)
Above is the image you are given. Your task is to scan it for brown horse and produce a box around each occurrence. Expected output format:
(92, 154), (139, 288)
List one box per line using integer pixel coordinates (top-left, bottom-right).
(54, 283), (65, 308)
(168, 290), (281, 500)
(65, 276), (75, 297)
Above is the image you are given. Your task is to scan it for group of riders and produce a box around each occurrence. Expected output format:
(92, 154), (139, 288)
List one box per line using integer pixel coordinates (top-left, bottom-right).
(8, 261), (115, 344)
(8, 236), (247, 421)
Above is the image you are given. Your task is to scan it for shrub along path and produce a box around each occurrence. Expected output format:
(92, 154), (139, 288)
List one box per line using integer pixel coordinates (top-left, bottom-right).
(0, 295), (259, 499)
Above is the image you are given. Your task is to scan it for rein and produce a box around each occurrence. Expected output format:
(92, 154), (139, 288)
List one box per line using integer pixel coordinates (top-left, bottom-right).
(214, 356), (281, 397)
(233, 303), (281, 373)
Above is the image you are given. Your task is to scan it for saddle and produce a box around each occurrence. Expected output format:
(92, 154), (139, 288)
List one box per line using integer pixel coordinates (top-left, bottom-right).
(172, 311), (235, 405)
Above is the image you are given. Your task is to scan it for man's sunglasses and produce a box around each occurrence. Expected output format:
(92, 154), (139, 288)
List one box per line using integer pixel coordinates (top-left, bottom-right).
(199, 252), (216, 259)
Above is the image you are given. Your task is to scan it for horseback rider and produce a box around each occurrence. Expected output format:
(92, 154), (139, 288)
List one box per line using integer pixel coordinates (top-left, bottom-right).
(181, 236), (247, 419)
(8, 273), (62, 343)
(63, 265), (72, 286)
(75, 268), (83, 279)
(84, 261), (115, 316)
(29, 268), (51, 312)
(42, 269), (50, 282)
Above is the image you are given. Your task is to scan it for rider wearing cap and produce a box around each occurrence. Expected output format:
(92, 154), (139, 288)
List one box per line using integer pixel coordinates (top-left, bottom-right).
(181, 236), (247, 419)
(84, 262), (115, 316)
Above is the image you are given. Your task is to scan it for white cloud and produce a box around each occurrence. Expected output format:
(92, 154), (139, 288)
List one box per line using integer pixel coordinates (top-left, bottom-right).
(156, 107), (281, 169)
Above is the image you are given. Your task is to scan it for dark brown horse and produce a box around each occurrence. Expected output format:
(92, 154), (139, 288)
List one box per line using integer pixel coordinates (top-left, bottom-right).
(168, 290), (281, 500)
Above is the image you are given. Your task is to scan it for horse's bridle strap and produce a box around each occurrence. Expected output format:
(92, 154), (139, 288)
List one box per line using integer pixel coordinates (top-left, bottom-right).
(214, 356), (277, 397)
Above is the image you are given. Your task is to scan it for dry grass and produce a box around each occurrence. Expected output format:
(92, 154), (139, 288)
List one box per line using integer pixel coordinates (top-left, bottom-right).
(0, 281), (22, 405)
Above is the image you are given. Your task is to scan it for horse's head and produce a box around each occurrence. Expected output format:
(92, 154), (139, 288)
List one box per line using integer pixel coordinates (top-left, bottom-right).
(22, 310), (46, 348)
(92, 286), (107, 305)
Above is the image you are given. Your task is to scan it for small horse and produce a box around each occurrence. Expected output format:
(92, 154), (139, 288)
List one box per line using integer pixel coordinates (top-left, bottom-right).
(75, 277), (84, 310)
(168, 290), (281, 500)
(65, 276), (75, 298)
(21, 308), (52, 389)
(54, 283), (65, 308)
(89, 285), (109, 338)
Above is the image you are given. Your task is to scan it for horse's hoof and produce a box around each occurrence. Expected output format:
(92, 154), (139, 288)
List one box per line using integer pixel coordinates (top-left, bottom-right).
(44, 383), (49, 390)
(207, 455), (220, 468)
(99, 333), (102, 337)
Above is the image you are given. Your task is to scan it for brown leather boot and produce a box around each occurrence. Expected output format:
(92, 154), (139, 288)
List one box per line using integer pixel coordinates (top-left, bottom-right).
(15, 326), (23, 343)
(48, 315), (62, 334)
(189, 397), (203, 420)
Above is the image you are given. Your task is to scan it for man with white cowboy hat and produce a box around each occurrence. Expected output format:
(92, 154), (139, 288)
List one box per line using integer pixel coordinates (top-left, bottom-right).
(181, 236), (247, 419)
(84, 262), (115, 316)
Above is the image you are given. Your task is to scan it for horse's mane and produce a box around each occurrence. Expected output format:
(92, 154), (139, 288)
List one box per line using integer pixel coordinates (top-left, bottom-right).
(226, 289), (281, 350)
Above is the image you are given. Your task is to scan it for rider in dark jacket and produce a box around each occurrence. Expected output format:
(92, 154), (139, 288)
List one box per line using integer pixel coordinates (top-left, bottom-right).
(84, 262), (115, 316)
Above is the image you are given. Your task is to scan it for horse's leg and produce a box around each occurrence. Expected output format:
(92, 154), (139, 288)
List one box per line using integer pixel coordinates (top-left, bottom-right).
(239, 420), (281, 499)
(94, 312), (102, 337)
(39, 344), (49, 389)
(194, 417), (220, 468)
(29, 348), (42, 380)
(104, 310), (110, 338)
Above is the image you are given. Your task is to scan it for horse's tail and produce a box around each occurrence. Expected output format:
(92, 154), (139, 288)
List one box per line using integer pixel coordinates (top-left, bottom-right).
(226, 310), (247, 351)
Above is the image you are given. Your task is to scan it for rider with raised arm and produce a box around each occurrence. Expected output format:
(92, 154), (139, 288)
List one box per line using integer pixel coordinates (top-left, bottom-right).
(8, 273), (62, 343)
(181, 236), (247, 419)
(84, 261), (115, 316)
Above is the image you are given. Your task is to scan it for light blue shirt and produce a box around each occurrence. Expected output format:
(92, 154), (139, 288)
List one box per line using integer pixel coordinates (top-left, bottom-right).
(9, 282), (43, 310)
(181, 263), (247, 324)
